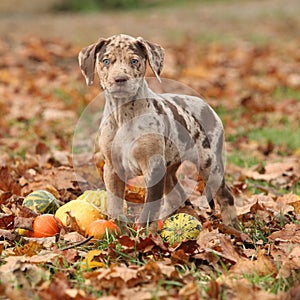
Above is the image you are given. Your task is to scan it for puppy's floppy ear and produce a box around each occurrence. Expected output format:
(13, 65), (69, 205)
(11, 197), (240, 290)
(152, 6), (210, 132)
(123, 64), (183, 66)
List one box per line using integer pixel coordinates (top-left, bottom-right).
(78, 38), (106, 86)
(136, 37), (164, 83)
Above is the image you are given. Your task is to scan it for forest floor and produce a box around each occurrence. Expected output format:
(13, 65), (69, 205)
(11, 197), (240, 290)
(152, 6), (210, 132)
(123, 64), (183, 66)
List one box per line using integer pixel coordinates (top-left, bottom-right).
(0, 0), (300, 299)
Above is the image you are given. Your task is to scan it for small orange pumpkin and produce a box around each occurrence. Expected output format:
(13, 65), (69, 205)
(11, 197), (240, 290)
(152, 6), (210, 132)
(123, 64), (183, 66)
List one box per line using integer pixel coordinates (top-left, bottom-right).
(85, 220), (121, 240)
(30, 214), (63, 238)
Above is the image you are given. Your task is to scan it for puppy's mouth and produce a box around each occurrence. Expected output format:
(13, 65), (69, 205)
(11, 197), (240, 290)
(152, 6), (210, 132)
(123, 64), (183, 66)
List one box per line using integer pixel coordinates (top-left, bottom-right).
(106, 82), (139, 98)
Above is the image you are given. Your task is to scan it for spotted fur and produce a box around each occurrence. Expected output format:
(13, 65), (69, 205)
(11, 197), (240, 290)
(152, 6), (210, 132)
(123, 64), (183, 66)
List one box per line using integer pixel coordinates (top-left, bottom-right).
(79, 34), (238, 229)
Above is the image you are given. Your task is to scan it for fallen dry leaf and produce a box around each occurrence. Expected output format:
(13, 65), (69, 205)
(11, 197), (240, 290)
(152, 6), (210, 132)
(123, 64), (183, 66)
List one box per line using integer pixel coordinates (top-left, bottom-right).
(243, 158), (300, 183)
(276, 193), (300, 214)
(81, 249), (105, 270)
(195, 229), (243, 266)
(0, 253), (59, 273)
(269, 223), (300, 243)
(227, 278), (281, 300)
(278, 247), (300, 278)
(22, 166), (78, 196)
(0, 167), (21, 196)
(0, 263), (50, 300)
(0, 213), (14, 229)
(13, 241), (42, 256)
(228, 251), (277, 277)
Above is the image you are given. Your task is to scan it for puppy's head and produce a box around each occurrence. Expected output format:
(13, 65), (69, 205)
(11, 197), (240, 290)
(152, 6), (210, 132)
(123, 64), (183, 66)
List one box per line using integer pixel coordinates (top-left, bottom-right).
(78, 34), (164, 98)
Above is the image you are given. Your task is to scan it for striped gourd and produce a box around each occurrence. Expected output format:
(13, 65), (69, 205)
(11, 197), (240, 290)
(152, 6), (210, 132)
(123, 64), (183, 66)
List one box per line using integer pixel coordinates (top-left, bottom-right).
(160, 213), (201, 246)
(23, 190), (60, 214)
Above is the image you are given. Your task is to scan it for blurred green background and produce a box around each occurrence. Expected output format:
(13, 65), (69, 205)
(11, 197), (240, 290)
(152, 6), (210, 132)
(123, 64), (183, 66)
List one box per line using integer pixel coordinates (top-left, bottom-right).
(0, 0), (299, 45)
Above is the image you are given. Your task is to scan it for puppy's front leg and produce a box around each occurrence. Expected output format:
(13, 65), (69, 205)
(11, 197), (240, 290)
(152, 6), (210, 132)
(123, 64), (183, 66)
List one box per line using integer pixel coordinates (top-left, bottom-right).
(104, 164), (126, 221)
(138, 155), (166, 231)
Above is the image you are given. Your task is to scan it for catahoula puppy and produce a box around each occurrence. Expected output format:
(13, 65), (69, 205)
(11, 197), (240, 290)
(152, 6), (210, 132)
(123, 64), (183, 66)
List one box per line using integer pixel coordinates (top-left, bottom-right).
(78, 34), (238, 230)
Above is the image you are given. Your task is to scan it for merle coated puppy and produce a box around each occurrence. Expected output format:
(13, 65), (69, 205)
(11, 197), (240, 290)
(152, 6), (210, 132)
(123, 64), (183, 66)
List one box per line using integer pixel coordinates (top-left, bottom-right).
(78, 34), (238, 230)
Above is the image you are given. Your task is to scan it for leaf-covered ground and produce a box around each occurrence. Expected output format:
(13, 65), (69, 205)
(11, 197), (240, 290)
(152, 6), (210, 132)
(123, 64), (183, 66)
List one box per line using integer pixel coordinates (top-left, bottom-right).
(1, 4), (300, 299)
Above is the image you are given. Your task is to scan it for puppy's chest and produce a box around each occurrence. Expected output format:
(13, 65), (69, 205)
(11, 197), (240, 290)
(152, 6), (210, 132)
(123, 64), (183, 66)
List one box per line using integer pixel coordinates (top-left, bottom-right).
(99, 95), (216, 174)
(99, 100), (168, 166)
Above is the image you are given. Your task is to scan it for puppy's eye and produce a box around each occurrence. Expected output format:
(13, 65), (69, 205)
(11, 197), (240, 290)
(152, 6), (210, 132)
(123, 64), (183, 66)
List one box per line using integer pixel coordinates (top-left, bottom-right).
(103, 58), (110, 65)
(131, 58), (139, 65)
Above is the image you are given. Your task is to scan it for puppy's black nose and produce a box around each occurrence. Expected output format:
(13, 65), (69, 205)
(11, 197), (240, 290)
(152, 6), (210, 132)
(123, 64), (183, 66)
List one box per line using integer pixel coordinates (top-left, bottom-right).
(114, 75), (129, 83)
